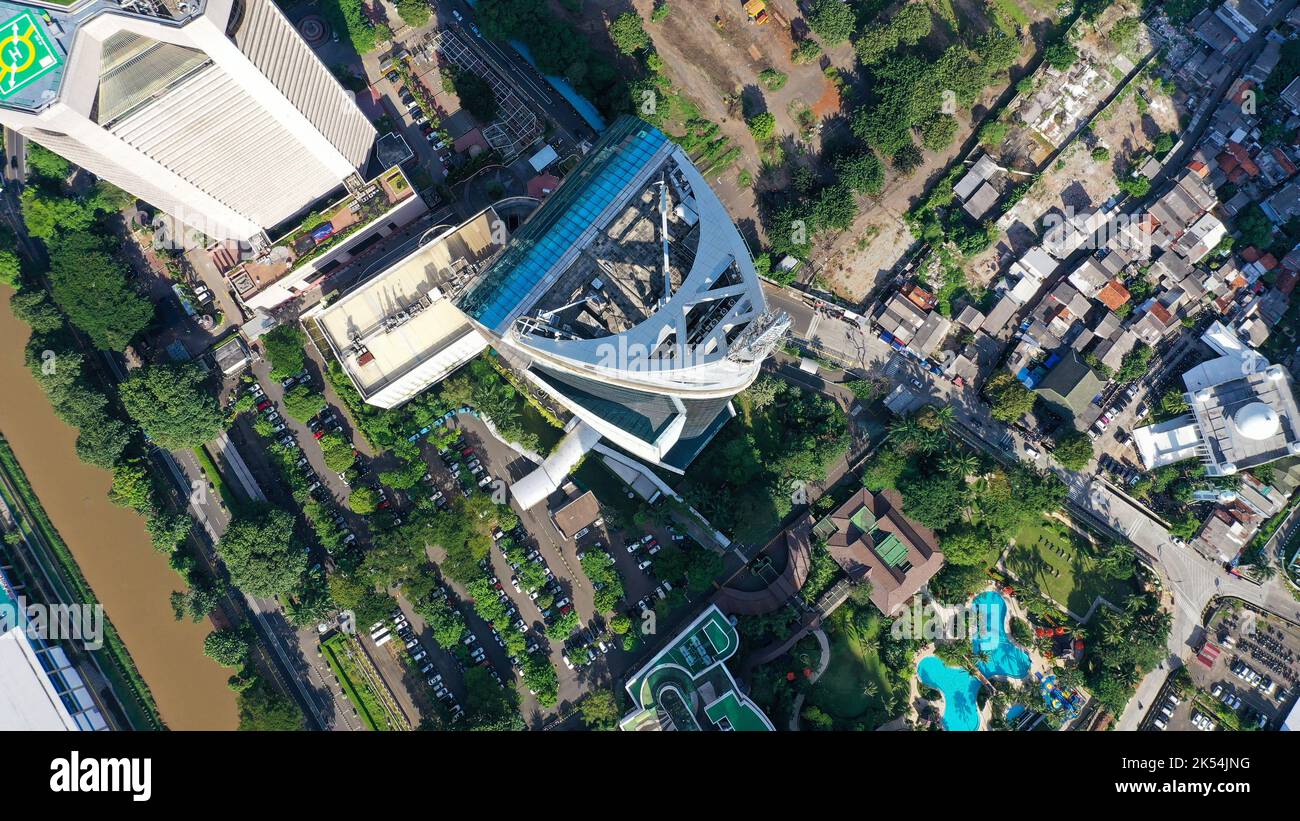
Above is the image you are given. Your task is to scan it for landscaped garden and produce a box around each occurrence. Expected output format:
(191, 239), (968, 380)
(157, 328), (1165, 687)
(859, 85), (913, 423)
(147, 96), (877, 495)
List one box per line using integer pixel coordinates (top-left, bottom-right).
(1004, 516), (1132, 618)
(320, 632), (392, 731)
(677, 376), (850, 544)
(805, 605), (899, 728)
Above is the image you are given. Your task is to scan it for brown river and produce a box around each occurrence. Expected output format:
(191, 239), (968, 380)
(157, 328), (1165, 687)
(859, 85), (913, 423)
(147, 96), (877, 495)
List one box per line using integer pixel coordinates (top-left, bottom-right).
(0, 286), (237, 730)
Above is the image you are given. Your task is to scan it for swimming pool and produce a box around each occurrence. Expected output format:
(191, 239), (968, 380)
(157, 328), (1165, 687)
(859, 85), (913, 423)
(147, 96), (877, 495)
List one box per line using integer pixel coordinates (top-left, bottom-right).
(971, 591), (1031, 680)
(917, 655), (981, 731)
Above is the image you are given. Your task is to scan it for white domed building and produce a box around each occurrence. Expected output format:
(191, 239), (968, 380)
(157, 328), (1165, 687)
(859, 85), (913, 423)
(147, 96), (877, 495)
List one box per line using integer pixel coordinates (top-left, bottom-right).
(1134, 322), (1300, 475)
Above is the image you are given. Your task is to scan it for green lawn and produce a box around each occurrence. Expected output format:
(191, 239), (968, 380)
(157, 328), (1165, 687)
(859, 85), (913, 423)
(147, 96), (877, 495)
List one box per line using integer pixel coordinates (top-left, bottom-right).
(1005, 517), (1130, 618)
(808, 611), (894, 727)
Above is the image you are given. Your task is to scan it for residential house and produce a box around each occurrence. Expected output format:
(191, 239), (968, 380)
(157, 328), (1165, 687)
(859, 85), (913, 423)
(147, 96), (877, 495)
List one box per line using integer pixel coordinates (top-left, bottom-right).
(1133, 301), (1178, 345)
(1036, 349), (1105, 427)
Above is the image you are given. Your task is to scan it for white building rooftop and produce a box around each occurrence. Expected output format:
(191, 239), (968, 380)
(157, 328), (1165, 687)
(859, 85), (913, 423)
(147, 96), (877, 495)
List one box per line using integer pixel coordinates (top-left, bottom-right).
(0, 628), (80, 731)
(306, 209), (505, 409)
(1133, 415), (1203, 469)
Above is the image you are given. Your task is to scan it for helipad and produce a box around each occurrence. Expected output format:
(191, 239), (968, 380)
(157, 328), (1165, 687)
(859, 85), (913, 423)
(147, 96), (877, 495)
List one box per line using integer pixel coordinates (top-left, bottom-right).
(0, 10), (61, 101)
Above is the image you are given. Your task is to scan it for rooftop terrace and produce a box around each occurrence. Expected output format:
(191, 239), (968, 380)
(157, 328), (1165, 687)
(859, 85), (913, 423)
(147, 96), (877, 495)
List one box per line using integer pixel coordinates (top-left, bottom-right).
(620, 605), (771, 732)
(306, 208), (503, 405)
(226, 167), (417, 301)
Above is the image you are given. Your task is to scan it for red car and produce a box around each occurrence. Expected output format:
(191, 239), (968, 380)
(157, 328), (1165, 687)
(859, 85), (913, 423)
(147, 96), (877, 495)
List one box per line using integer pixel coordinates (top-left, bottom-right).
(461, 447), (474, 457)
(378, 499), (391, 510)
(559, 604), (572, 615)
(313, 429), (325, 439)
(256, 400), (271, 412)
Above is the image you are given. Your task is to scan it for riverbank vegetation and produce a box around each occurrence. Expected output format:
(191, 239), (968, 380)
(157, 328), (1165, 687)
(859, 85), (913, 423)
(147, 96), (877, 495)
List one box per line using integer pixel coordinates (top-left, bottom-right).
(6, 151), (302, 728)
(0, 434), (163, 729)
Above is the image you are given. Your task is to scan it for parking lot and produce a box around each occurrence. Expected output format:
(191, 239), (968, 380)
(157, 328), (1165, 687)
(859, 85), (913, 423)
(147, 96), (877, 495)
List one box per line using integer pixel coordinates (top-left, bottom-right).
(419, 415), (709, 722)
(1146, 603), (1300, 731)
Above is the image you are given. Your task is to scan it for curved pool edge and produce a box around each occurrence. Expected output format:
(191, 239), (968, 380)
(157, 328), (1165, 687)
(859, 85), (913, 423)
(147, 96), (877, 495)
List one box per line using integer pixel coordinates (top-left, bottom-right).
(917, 653), (983, 732)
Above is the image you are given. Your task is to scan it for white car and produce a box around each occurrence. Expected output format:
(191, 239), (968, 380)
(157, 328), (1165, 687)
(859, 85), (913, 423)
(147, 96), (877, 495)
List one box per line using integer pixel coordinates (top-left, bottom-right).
(637, 558), (652, 571)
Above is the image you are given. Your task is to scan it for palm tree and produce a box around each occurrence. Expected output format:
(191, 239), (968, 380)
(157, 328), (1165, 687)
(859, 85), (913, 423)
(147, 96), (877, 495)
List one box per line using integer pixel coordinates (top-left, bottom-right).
(862, 680), (880, 700)
(929, 405), (954, 429)
(917, 429), (946, 454)
(886, 417), (921, 451)
(942, 452), (978, 478)
(1116, 664), (1141, 689)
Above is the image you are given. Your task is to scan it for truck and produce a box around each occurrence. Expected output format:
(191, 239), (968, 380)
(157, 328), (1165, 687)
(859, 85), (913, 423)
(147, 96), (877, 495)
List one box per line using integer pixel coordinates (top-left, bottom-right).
(744, 0), (769, 24)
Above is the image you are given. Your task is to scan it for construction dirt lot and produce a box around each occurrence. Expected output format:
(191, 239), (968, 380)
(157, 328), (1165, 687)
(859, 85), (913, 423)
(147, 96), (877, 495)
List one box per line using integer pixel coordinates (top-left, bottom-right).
(966, 8), (1189, 287)
(578, 0), (1061, 304)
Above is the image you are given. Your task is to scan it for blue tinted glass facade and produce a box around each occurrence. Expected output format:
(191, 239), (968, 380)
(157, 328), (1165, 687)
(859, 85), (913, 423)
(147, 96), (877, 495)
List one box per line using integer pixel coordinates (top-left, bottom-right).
(458, 117), (669, 331)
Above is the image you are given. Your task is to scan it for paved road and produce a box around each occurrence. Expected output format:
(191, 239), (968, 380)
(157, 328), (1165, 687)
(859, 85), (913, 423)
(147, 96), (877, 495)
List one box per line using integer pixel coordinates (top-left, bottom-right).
(154, 444), (353, 732)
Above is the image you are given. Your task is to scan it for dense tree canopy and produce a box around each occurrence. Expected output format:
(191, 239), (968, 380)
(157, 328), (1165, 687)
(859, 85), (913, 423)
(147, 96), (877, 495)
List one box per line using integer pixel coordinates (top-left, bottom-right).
(807, 0), (857, 45)
(237, 679), (305, 730)
(834, 147), (885, 195)
(47, 232), (153, 351)
(578, 689), (622, 729)
(320, 432), (357, 473)
(1052, 430), (1094, 471)
(394, 0), (429, 27)
(919, 112), (958, 152)
(0, 248), (19, 288)
(119, 363), (223, 450)
(217, 506), (307, 598)
(281, 385), (327, 422)
(204, 627), (250, 668)
(262, 325), (307, 379)
(522, 652), (559, 707)
(855, 2), (933, 64)
(984, 372), (1037, 423)
(26, 143), (71, 181)
(609, 11), (650, 55)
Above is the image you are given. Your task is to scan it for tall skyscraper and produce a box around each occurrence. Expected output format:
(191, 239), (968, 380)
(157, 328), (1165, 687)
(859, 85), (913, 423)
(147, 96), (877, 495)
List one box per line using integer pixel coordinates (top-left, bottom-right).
(0, 0), (376, 244)
(456, 117), (788, 473)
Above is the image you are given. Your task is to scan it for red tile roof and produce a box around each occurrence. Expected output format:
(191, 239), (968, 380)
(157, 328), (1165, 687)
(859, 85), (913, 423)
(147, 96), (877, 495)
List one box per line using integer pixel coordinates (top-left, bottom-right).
(1241, 245), (1262, 263)
(1096, 278), (1131, 310)
(1226, 141), (1260, 177)
(526, 173), (562, 199)
(1260, 253), (1279, 271)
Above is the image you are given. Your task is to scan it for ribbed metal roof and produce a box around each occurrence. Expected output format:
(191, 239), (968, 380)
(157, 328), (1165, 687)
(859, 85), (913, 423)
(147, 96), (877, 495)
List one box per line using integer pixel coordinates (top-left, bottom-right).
(96, 31), (209, 125)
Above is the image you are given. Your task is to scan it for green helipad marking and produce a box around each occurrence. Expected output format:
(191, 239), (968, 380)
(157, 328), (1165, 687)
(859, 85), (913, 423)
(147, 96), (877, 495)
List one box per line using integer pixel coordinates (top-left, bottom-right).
(0, 11), (61, 101)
